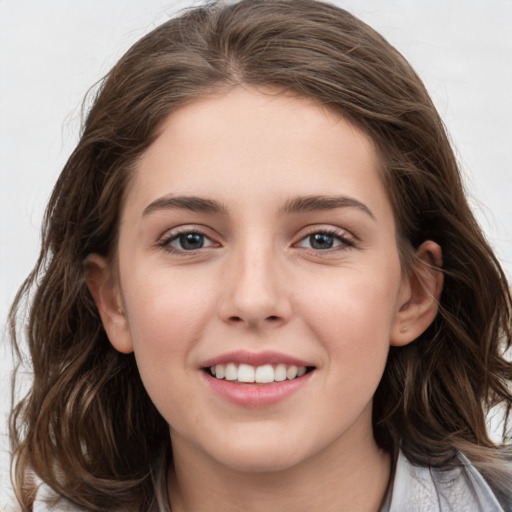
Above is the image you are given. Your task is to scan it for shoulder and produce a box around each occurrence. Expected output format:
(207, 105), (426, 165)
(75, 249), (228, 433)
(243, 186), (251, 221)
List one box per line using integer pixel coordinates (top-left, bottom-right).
(388, 450), (506, 512)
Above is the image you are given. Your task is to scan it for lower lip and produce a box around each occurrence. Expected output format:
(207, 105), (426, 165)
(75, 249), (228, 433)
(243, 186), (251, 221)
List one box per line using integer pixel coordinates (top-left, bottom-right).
(201, 371), (313, 407)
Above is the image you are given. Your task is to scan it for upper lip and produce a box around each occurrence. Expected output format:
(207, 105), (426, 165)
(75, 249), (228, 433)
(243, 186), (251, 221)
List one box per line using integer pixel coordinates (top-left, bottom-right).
(200, 350), (314, 369)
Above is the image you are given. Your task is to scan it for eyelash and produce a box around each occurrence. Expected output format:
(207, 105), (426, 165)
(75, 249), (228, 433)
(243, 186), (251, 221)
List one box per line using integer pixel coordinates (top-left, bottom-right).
(294, 228), (355, 253)
(157, 228), (218, 254)
(157, 227), (355, 255)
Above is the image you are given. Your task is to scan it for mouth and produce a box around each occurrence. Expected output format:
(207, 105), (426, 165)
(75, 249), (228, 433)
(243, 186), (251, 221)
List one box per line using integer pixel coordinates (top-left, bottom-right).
(199, 350), (316, 406)
(203, 363), (315, 384)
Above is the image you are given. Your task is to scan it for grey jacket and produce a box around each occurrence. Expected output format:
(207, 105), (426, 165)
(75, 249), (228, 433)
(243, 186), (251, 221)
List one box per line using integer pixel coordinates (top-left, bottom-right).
(382, 450), (507, 511)
(20, 450), (509, 511)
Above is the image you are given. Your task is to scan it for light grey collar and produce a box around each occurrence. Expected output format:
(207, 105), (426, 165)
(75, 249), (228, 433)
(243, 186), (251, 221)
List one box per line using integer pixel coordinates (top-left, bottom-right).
(383, 450), (505, 512)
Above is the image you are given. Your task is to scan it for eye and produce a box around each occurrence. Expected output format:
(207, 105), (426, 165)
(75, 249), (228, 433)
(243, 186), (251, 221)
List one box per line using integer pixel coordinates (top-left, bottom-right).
(296, 230), (354, 251)
(160, 230), (218, 253)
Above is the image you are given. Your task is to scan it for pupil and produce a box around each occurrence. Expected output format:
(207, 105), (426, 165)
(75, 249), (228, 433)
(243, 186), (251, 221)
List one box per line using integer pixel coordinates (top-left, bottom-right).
(180, 233), (204, 250)
(310, 233), (333, 249)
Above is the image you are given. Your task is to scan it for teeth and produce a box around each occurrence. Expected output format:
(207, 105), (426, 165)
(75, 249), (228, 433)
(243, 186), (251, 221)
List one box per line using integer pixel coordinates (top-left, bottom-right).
(255, 364), (274, 383)
(215, 364), (225, 379)
(225, 363), (237, 381)
(286, 366), (298, 380)
(208, 363), (309, 383)
(275, 364), (287, 382)
(238, 364), (255, 383)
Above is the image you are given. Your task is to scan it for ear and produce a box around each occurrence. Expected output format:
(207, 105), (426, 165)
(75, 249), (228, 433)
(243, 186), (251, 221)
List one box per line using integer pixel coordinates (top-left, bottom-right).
(84, 254), (134, 354)
(390, 241), (443, 347)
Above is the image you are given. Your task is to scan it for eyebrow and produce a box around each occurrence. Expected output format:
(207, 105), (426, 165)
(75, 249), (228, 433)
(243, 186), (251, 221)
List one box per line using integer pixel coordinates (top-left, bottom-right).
(142, 193), (375, 220)
(143, 195), (228, 216)
(281, 195), (376, 220)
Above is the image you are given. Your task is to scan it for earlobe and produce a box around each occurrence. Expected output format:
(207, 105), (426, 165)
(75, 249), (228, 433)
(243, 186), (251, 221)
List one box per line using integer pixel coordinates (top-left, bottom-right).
(84, 253), (134, 354)
(390, 241), (443, 347)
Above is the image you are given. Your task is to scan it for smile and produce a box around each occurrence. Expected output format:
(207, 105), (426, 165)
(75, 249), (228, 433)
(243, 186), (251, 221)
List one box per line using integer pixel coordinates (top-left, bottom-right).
(208, 363), (309, 384)
(200, 351), (316, 406)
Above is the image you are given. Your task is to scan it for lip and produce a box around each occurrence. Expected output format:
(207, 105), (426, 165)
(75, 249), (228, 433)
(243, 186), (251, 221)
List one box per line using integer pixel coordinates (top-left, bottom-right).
(200, 350), (313, 369)
(200, 369), (314, 407)
(199, 350), (315, 408)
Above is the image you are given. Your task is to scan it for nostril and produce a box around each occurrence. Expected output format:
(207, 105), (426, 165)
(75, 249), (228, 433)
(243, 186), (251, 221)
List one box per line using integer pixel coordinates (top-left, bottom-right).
(225, 314), (283, 325)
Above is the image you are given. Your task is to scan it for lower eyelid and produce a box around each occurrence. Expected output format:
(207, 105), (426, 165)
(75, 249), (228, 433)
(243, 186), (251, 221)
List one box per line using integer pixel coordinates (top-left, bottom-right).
(157, 229), (218, 251)
(156, 227), (354, 253)
(295, 230), (355, 249)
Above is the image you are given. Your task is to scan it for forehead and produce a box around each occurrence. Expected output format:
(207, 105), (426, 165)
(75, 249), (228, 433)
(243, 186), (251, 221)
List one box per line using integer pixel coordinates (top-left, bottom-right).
(124, 87), (391, 222)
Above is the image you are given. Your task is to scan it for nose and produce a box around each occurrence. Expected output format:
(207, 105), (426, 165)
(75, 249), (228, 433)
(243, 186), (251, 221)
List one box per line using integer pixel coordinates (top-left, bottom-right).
(217, 243), (292, 329)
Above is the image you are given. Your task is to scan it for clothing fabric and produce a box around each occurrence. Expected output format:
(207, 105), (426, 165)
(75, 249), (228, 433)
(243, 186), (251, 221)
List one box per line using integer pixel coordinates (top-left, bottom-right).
(25, 450), (508, 511)
(381, 451), (506, 512)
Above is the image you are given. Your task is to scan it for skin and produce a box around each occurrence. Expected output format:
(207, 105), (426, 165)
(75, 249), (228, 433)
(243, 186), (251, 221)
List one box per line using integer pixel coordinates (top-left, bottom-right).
(87, 87), (443, 512)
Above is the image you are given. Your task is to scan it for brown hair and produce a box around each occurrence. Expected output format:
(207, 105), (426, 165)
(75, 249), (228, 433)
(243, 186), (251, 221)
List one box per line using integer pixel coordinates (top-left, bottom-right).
(10, 0), (512, 510)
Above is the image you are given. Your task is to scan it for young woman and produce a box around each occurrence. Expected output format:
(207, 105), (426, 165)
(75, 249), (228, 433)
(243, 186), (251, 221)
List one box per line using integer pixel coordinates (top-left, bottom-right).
(9, 1), (512, 510)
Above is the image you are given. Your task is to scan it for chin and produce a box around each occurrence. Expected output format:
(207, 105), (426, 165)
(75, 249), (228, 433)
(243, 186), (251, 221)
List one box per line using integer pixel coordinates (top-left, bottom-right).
(203, 429), (312, 474)
(215, 448), (305, 474)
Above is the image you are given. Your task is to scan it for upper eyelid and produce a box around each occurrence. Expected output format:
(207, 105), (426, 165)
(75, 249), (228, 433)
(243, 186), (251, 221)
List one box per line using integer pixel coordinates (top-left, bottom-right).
(156, 228), (221, 256)
(156, 225), (220, 250)
(159, 224), (217, 239)
(156, 224), (355, 246)
(295, 224), (355, 240)
(292, 225), (357, 251)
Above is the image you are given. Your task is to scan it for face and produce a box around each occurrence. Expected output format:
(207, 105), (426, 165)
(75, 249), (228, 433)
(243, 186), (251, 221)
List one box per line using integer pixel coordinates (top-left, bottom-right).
(96, 87), (416, 473)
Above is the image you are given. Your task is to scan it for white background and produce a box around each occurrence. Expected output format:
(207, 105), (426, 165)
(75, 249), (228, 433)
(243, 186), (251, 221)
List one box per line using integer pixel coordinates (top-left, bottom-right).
(1, 0), (511, 505)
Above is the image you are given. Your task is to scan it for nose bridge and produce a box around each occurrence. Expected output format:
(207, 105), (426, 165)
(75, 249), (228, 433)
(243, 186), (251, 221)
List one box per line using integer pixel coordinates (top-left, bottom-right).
(219, 234), (290, 327)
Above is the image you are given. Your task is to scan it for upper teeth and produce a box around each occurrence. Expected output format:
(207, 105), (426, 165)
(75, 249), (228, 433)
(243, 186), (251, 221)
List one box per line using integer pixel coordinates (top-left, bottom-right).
(210, 363), (307, 383)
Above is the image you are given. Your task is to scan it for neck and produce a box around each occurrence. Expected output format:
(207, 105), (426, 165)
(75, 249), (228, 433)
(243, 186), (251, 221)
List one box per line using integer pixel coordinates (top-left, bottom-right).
(167, 419), (391, 512)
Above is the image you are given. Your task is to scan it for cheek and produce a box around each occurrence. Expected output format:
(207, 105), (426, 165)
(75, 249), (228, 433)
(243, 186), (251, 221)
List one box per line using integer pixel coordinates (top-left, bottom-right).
(120, 268), (217, 407)
(303, 267), (400, 334)
(123, 265), (213, 346)
(298, 265), (401, 383)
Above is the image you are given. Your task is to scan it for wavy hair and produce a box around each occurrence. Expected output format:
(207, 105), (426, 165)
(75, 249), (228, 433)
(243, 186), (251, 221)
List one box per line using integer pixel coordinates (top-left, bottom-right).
(10, 0), (512, 510)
